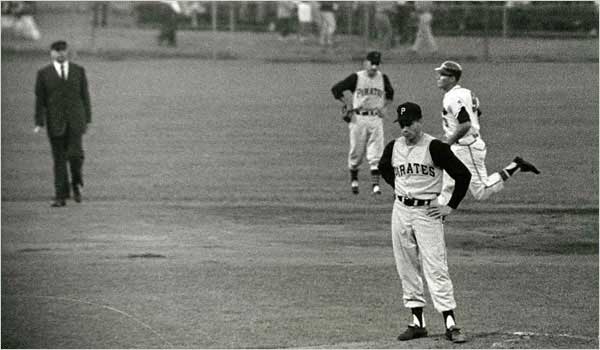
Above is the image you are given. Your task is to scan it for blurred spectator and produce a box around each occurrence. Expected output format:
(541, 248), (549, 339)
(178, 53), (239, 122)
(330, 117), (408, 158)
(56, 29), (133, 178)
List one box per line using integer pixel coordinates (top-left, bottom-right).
(157, 0), (181, 47)
(318, 1), (337, 47)
(411, 1), (437, 54)
(296, 1), (313, 41)
(276, 1), (295, 40)
(180, 1), (206, 28)
(92, 1), (108, 27)
(395, 1), (416, 45)
(375, 2), (394, 50)
(1, 1), (40, 40)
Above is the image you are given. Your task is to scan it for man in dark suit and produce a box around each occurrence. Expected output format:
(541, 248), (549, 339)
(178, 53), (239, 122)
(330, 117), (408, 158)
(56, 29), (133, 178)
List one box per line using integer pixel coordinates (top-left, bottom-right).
(34, 40), (91, 207)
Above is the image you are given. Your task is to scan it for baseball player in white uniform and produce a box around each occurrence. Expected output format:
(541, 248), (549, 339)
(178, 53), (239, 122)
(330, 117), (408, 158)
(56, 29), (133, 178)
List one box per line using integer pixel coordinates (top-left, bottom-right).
(331, 51), (394, 195)
(434, 61), (540, 205)
(379, 102), (471, 343)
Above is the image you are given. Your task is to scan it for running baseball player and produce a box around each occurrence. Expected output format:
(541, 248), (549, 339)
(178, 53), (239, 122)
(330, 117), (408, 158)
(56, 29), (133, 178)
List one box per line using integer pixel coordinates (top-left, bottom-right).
(434, 60), (540, 205)
(331, 51), (394, 195)
(378, 102), (471, 343)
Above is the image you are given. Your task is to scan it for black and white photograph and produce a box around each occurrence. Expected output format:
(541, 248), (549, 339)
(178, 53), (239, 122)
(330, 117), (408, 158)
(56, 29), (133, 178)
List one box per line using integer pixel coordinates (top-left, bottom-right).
(1, 1), (598, 348)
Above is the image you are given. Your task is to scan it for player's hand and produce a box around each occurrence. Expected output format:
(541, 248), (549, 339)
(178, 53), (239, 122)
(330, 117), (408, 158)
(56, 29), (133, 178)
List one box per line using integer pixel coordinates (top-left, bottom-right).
(426, 204), (452, 219)
(33, 126), (42, 134)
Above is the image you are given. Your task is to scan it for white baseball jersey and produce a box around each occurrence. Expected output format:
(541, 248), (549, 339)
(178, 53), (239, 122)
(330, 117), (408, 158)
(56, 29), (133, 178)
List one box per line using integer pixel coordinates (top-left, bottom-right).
(392, 133), (442, 200)
(437, 85), (506, 206)
(441, 85), (481, 144)
(353, 70), (385, 111)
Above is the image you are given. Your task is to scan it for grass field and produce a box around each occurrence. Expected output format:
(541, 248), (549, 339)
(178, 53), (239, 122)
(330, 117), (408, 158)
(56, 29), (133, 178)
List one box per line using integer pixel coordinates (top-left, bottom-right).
(1, 54), (598, 348)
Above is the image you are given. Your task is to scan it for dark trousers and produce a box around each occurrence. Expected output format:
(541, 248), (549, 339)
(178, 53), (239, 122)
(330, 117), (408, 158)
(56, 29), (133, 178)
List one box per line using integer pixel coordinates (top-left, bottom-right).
(277, 17), (294, 37)
(158, 6), (177, 46)
(49, 125), (84, 199)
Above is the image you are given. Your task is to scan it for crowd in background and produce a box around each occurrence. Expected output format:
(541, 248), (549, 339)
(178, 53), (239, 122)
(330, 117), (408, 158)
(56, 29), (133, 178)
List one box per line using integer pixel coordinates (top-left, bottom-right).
(273, 1), (437, 53)
(2, 1), (597, 54)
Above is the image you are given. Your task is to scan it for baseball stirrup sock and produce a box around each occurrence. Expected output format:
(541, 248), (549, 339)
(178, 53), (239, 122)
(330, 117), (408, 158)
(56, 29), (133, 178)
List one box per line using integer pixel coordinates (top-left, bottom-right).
(442, 310), (456, 329)
(500, 161), (519, 180)
(370, 169), (380, 186)
(350, 169), (359, 181)
(411, 307), (425, 328)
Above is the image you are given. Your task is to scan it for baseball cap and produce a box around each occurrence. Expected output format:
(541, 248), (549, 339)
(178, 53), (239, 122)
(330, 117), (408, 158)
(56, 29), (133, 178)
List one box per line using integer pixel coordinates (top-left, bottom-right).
(366, 51), (382, 66)
(435, 60), (462, 78)
(50, 40), (68, 51)
(395, 102), (423, 126)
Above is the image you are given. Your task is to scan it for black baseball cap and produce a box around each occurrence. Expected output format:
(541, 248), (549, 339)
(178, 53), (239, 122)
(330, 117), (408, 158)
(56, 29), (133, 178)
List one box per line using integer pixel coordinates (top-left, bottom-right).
(50, 40), (68, 51)
(395, 102), (423, 126)
(366, 51), (381, 66)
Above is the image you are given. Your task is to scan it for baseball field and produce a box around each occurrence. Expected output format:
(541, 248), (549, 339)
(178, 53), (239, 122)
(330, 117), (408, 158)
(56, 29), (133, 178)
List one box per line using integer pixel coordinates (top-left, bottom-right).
(1, 50), (598, 348)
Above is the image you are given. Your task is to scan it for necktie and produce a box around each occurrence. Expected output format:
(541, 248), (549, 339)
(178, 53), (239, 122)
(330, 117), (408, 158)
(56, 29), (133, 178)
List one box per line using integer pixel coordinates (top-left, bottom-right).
(60, 64), (65, 80)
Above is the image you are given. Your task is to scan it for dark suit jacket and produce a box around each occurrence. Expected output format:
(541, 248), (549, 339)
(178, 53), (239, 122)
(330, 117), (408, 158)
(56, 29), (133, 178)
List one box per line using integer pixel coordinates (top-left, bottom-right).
(35, 62), (91, 137)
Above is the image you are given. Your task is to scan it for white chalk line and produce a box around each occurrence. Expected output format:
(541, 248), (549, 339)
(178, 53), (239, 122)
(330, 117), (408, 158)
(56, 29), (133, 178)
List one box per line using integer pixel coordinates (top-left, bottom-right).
(30, 295), (174, 348)
(491, 331), (599, 348)
(291, 331), (598, 349)
(510, 330), (597, 340)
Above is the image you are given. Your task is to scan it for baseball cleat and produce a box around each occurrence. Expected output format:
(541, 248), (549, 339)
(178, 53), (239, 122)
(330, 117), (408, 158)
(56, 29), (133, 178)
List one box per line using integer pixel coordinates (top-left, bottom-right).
(351, 180), (359, 194)
(372, 185), (381, 195)
(514, 156), (540, 174)
(397, 325), (428, 341)
(445, 326), (466, 343)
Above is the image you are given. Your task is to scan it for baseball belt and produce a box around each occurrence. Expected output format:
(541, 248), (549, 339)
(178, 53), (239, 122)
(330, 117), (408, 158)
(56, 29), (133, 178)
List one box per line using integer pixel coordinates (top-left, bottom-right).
(356, 110), (378, 116)
(456, 133), (480, 146)
(397, 195), (432, 207)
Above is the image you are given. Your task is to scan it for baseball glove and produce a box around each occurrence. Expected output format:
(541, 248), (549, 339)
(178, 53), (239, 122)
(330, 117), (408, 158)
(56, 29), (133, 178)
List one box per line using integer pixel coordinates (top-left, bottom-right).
(341, 105), (355, 123)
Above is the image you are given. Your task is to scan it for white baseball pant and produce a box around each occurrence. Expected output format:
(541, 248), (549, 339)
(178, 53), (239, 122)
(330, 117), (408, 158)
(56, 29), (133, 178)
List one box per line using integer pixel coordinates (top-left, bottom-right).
(438, 138), (504, 205)
(348, 114), (384, 171)
(392, 200), (457, 312)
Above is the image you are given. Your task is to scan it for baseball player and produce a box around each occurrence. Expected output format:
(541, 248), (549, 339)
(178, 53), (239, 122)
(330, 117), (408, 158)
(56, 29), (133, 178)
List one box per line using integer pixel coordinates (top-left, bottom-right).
(331, 51), (394, 195)
(434, 60), (540, 205)
(379, 102), (471, 343)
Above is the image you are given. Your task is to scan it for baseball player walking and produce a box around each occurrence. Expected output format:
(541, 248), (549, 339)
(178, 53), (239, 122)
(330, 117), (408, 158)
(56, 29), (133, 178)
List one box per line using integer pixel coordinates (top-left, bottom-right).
(331, 51), (394, 195)
(379, 102), (471, 343)
(434, 61), (540, 205)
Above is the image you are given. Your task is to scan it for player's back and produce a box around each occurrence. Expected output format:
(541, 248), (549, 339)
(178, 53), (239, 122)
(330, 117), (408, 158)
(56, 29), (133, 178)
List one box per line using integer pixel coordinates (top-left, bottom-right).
(442, 85), (481, 140)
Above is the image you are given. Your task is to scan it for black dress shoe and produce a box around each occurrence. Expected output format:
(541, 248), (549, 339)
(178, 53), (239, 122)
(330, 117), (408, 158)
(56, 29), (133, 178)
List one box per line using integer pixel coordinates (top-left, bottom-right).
(73, 185), (82, 203)
(51, 199), (66, 207)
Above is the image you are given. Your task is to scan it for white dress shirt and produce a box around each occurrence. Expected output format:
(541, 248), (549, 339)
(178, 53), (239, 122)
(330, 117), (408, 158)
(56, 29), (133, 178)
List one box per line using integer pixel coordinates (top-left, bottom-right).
(53, 60), (69, 80)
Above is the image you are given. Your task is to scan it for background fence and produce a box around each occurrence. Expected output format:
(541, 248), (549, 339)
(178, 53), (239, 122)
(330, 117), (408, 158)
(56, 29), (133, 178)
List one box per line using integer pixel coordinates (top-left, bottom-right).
(20, 1), (600, 36)
(2, 1), (598, 62)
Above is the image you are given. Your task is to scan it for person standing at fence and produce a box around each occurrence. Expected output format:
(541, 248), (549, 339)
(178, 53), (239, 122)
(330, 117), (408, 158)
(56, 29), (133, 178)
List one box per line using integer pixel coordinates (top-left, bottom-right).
(92, 1), (109, 27)
(157, 0), (181, 47)
(318, 1), (337, 47)
(4, 1), (41, 40)
(276, 1), (295, 40)
(375, 3), (394, 50)
(411, 1), (437, 54)
(395, 1), (416, 45)
(331, 51), (394, 195)
(434, 60), (540, 205)
(297, 1), (313, 41)
(34, 40), (92, 207)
